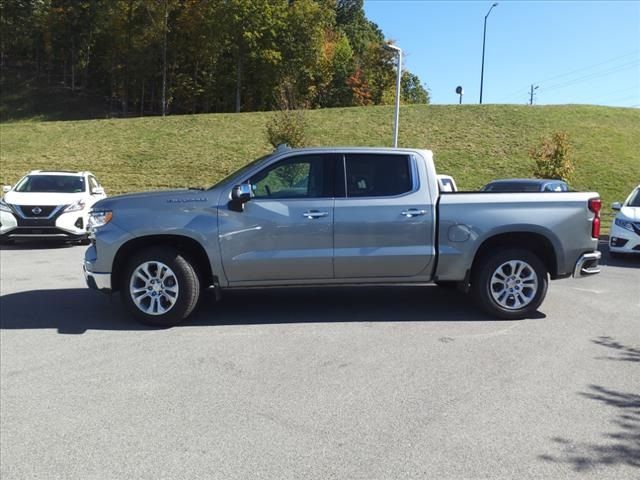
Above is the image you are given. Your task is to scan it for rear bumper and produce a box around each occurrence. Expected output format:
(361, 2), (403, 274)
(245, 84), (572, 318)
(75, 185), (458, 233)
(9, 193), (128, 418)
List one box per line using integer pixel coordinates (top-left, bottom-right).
(573, 251), (601, 277)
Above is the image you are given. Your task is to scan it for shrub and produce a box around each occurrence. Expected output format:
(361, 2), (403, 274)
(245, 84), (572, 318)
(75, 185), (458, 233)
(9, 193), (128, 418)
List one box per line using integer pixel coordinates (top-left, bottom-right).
(266, 80), (308, 149)
(530, 131), (574, 181)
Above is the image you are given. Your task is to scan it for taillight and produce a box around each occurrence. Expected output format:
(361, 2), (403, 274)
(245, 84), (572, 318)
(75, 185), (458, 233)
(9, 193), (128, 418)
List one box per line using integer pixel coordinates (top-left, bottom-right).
(588, 198), (601, 238)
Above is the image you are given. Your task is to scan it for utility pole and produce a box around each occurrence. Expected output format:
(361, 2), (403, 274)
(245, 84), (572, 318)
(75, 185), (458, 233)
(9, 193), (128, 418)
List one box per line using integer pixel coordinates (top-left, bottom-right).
(529, 84), (539, 106)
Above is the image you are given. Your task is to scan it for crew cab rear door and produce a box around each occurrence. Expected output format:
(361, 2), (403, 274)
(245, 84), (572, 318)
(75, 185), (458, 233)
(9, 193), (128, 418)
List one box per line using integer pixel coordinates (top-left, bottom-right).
(333, 152), (435, 278)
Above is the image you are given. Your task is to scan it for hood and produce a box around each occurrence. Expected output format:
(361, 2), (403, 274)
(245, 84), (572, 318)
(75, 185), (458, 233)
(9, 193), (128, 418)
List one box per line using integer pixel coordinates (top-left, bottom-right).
(619, 206), (640, 221)
(93, 189), (216, 211)
(3, 190), (86, 206)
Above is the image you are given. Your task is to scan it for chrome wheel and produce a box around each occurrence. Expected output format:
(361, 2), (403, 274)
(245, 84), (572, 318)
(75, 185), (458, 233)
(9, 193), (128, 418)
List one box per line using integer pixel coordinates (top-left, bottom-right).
(129, 261), (179, 315)
(489, 260), (538, 310)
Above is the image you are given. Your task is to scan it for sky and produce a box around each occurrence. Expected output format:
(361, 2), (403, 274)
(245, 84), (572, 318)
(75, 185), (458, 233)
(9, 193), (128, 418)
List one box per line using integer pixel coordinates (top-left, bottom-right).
(364, 0), (640, 107)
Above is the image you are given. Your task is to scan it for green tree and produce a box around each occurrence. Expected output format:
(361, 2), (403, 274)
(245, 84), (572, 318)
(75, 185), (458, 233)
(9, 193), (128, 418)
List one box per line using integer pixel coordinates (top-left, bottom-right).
(401, 71), (430, 104)
(530, 131), (575, 182)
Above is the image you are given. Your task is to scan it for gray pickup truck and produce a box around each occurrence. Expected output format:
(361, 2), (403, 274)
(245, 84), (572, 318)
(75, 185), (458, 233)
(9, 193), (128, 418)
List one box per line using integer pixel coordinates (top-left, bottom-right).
(84, 146), (602, 326)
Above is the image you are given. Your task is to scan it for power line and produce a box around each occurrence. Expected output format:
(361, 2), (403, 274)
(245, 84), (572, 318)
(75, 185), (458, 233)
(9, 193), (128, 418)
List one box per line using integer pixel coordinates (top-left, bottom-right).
(495, 50), (640, 103)
(595, 85), (640, 103)
(541, 60), (640, 93)
(533, 50), (639, 85)
(595, 94), (640, 105)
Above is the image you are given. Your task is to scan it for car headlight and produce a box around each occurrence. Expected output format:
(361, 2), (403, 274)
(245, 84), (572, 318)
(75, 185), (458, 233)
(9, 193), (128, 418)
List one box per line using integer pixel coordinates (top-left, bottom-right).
(614, 217), (634, 232)
(88, 210), (113, 230)
(64, 199), (86, 213)
(0, 199), (12, 213)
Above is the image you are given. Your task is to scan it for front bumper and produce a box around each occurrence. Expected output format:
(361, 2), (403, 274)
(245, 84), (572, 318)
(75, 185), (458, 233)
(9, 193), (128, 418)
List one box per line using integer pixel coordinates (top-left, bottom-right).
(84, 265), (112, 293)
(573, 251), (602, 277)
(1, 208), (89, 241)
(609, 222), (640, 254)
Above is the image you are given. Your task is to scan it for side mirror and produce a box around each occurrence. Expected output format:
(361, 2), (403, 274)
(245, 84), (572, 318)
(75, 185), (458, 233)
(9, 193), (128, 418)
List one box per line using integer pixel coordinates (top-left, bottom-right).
(611, 201), (622, 211)
(2, 185), (12, 193)
(229, 183), (253, 211)
(91, 186), (105, 195)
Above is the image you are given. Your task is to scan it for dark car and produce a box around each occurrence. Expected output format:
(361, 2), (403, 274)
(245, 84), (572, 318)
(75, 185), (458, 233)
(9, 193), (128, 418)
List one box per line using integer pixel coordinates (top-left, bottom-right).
(481, 178), (569, 193)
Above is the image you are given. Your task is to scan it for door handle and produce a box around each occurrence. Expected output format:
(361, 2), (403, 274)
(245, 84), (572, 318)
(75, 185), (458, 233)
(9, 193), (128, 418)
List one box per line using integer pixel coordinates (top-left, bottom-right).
(401, 209), (427, 217)
(303, 210), (329, 219)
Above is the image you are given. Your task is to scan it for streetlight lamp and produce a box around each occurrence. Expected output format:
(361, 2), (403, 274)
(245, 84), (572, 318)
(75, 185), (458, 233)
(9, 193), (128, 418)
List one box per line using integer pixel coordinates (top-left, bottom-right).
(384, 43), (402, 148)
(479, 2), (498, 104)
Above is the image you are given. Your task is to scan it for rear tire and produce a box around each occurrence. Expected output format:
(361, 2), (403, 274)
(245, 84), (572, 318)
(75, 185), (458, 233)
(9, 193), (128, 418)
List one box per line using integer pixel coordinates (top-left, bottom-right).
(121, 247), (201, 327)
(472, 248), (548, 320)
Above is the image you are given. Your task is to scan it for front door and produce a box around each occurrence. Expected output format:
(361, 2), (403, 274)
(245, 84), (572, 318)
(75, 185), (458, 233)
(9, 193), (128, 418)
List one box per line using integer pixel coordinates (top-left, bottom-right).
(219, 153), (339, 283)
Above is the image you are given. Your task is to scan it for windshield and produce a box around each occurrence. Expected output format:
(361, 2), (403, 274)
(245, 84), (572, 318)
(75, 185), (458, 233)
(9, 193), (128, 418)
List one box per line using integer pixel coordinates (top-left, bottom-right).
(484, 182), (541, 192)
(207, 153), (274, 190)
(627, 188), (640, 207)
(14, 175), (86, 193)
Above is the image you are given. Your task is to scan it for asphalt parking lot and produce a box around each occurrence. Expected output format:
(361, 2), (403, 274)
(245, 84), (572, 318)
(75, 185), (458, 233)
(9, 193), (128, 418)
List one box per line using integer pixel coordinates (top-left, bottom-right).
(1, 242), (638, 480)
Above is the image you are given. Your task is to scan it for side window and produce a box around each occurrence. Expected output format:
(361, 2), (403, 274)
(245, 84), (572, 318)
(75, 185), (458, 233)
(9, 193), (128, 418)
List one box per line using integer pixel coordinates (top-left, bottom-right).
(440, 179), (454, 192)
(250, 154), (334, 199)
(345, 154), (412, 197)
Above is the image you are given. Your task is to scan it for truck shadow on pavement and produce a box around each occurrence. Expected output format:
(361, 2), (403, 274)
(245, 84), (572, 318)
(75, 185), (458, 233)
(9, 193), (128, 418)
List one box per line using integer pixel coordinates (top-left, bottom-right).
(539, 337), (640, 471)
(0, 285), (544, 333)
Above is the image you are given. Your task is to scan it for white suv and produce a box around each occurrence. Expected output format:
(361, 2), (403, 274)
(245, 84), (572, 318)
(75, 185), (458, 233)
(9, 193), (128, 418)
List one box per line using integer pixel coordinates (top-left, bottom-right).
(0, 170), (107, 243)
(609, 184), (640, 255)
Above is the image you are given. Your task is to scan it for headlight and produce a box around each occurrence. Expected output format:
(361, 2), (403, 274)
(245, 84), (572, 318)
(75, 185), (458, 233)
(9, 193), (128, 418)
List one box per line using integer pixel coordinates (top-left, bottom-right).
(0, 199), (12, 213)
(88, 210), (113, 230)
(64, 199), (86, 213)
(614, 217), (634, 232)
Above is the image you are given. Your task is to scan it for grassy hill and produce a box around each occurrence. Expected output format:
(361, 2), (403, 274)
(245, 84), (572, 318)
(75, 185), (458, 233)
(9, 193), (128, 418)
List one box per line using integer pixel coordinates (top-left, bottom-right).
(1, 104), (638, 229)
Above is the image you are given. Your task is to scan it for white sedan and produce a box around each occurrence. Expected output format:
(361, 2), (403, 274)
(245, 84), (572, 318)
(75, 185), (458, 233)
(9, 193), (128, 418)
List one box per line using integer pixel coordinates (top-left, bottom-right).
(609, 184), (640, 255)
(0, 170), (107, 244)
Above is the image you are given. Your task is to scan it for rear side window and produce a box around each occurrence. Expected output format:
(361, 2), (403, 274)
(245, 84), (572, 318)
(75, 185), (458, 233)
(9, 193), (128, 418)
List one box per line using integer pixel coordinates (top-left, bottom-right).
(345, 154), (412, 197)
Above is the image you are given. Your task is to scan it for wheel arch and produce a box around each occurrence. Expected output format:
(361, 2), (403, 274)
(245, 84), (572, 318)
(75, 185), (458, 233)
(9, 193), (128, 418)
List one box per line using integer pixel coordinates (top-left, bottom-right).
(470, 231), (560, 281)
(111, 234), (215, 292)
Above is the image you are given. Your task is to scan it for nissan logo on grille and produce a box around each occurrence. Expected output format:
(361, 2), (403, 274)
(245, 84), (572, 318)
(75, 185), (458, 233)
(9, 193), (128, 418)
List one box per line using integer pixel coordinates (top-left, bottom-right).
(32, 207), (42, 215)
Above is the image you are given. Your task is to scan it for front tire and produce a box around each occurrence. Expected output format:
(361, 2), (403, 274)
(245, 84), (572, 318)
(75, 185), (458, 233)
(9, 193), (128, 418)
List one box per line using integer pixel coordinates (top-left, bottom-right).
(472, 249), (548, 320)
(121, 247), (201, 326)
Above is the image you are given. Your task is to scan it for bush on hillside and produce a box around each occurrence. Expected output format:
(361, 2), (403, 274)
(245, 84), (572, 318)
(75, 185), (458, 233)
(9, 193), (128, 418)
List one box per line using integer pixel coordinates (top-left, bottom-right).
(266, 80), (308, 149)
(530, 131), (574, 182)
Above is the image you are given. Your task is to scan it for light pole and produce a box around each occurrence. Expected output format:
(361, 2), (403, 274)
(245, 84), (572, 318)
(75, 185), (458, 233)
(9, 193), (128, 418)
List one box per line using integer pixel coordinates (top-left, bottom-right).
(384, 43), (402, 148)
(479, 2), (498, 104)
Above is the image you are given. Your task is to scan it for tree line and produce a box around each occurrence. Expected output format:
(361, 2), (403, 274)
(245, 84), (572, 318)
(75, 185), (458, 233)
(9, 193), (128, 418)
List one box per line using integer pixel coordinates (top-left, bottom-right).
(0, 0), (430, 116)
